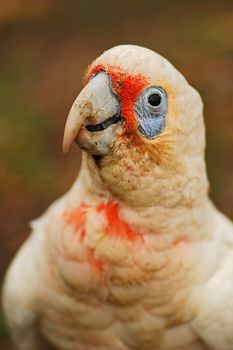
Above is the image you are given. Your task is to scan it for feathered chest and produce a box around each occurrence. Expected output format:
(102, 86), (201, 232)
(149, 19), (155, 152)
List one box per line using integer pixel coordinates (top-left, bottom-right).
(56, 202), (150, 295)
(36, 201), (204, 350)
(46, 201), (198, 312)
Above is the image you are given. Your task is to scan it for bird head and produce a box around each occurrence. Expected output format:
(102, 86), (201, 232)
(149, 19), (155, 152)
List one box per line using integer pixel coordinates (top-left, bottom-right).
(63, 45), (208, 207)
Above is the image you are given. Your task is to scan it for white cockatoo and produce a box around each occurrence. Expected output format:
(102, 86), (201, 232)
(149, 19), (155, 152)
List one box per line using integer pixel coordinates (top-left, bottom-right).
(2, 45), (233, 350)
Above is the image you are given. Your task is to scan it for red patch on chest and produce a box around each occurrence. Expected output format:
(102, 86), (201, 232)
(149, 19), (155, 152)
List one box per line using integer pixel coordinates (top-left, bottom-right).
(63, 205), (104, 272)
(63, 202), (142, 273)
(87, 249), (104, 271)
(86, 64), (149, 131)
(97, 201), (140, 241)
(63, 201), (141, 242)
(63, 204), (89, 241)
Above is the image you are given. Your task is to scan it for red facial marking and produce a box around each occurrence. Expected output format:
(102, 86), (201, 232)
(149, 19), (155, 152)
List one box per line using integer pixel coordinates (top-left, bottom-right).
(86, 64), (149, 132)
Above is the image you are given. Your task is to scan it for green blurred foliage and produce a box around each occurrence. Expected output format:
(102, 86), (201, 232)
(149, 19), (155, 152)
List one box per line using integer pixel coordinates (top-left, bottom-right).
(0, 0), (232, 348)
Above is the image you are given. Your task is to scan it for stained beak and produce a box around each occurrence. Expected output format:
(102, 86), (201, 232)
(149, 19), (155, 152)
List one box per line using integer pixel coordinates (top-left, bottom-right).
(63, 72), (122, 155)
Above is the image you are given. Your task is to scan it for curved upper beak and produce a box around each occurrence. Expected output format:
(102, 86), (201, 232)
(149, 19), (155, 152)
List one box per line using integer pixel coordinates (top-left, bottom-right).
(63, 72), (122, 154)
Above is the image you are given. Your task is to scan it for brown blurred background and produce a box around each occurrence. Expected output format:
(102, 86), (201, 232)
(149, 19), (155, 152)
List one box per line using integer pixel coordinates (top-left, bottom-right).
(0, 0), (232, 348)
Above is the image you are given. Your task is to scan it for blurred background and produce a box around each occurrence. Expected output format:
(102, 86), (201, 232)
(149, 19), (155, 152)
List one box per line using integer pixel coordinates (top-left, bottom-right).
(0, 0), (232, 348)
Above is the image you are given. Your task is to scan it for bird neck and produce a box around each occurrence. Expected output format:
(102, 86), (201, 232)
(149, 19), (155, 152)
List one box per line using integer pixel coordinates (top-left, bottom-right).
(67, 153), (211, 243)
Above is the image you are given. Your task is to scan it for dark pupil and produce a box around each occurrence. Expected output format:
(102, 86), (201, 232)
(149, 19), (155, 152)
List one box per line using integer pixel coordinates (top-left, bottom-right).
(148, 93), (161, 106)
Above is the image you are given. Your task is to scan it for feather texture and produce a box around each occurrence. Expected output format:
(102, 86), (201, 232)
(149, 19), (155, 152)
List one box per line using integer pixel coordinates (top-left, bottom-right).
(2, 45), (233, 350)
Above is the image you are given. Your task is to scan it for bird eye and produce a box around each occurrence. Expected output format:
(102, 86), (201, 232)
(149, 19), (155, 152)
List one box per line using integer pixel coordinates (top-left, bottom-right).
(135, 86), (167, 139)
(148, 93), (161, 107)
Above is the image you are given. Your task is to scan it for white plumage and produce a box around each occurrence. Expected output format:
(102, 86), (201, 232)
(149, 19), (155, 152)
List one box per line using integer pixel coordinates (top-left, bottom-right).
(3, 45), (233, 350)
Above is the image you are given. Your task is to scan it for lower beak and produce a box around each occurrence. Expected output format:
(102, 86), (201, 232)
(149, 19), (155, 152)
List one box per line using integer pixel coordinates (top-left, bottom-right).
(63, 72), (122, 155)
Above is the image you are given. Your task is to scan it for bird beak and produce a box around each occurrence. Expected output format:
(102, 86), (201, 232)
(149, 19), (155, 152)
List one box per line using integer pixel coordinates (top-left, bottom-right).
(63, 72), (122, 155)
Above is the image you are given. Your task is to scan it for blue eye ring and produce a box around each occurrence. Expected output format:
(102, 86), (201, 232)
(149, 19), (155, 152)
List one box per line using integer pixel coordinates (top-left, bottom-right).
(135, 86), (167, 139)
